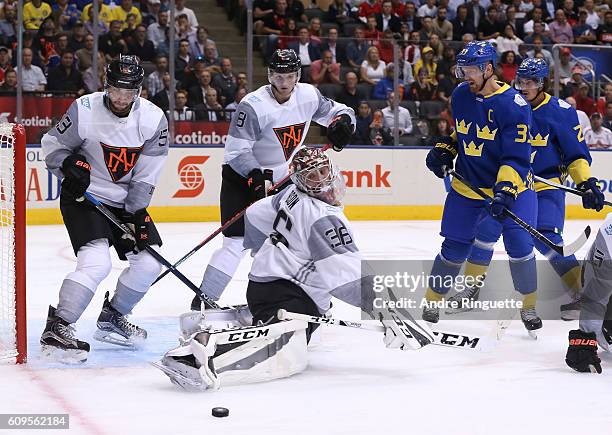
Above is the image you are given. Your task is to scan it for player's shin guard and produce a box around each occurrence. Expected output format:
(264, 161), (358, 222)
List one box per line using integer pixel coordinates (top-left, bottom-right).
(199, 236), (246, 302)
(423, 251), (463, 323)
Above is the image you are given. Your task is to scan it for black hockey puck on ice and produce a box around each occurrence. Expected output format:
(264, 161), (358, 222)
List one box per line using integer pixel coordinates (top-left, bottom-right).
(212, 407), (229, 418)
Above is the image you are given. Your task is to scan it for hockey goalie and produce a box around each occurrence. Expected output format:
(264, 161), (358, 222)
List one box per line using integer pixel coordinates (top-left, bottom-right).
(153, 148), (433, 391)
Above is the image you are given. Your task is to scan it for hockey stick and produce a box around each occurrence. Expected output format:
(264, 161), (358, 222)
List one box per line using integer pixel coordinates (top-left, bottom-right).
(82, 192), (222, 310)
(448, 170), (591, 257)
(533, 175), (612, 207)
(277, 309), (490, 351)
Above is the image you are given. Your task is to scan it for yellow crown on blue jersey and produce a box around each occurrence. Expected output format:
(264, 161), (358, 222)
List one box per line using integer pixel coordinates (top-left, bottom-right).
(456, 119), (472, 135)
(529, 133), (549, 147)
(463, 140), (484, 157)
(476, 124), (498, 140)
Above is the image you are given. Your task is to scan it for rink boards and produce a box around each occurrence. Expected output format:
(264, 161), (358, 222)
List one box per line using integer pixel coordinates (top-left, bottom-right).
(23, 145), (612, 224)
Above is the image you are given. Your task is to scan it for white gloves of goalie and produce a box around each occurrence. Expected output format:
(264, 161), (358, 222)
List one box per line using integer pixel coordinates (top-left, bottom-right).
(378, 311), (434, 351)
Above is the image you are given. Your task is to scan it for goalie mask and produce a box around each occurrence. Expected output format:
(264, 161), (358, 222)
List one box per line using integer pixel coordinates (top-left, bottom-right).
(290, 147), (346, 206)
(268, 49), (301, 95)
(104, 55), (145, 117)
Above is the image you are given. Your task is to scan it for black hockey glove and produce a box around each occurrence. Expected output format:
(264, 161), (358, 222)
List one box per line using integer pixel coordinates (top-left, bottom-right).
(327, 114), (354, 151)
(247, 168), (267, 201)
(577, 178), (605, 212)
(61, 153), (91, 199)
(425, 138), (457, 179)
(118, 209), (153, 252)
(490, 182), (517, 220)
(565, 329), (602, 374)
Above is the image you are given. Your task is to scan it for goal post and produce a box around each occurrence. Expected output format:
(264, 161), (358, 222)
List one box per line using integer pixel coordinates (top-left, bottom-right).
(0, 123), (27, 364)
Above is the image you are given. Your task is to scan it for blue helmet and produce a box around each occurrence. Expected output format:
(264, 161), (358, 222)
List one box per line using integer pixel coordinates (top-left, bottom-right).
(517, 58), (549, 80)
(456, 41), (497, 70)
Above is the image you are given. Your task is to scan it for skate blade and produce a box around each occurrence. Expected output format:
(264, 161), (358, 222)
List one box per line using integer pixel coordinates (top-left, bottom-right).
(41, 345), (88, 364)
(150, 361), (206, 391)
(93, 329), (144, 349)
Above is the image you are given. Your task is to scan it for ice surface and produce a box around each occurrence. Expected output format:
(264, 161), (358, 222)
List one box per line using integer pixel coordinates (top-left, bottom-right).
(2, 221), (611, 435)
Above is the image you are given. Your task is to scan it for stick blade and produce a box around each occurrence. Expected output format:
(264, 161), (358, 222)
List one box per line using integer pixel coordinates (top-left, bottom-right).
(560, 225), (591, 257)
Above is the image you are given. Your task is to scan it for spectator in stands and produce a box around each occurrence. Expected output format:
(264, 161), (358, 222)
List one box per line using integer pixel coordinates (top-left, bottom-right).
(557, 47), (574, 83)
(213, 57), (238, 105)
(16, 47), (46, 91)
(433, 118), (451, 137)
(523, 21), (552, 44)
(404, 31), (421, 66)
(286, 0), (307, 24)
(34, 17), (59, 67)
(175, 38), (192, 84)
(373, 63), (403, 100)
(189, 26), (216, 58)
(68, 22), (86, 52)
(142, 0), (162, 28)
(176, 13), (195, 40)
(375, 28), (395, 63)
(201, 42), (221, 72)
(146, 55), (168, 96)
(75, 33), (94, 71)
(289, 26), (321, 69)
(549, 9), (574, 43)
(523, 7), (549, 36)
(360, 46), (386, 85)
(467, 0), (486, 30)
(433, 6), (453, 40)
(452, 5), (475, 41)
(195, 87), (226, 121)
(0, 46), (11, 83)
(402, 58), (415, 87)
(83, 3), (109, 35)
(566, 96), (591, 132)
(562, 0), (578, 26)
(409, 66), (438, 101)
(259, 0), (288, 61)
(369, 109), (393, 145)
(526, 35), (553, 65)
(55, 32), (70, 56)
(575, 82), (596, 117)
(376, 1), (402, 33)
(365, 14), (382, 42)
(52, 0), (79, 31)
(417, 0), (437, 19)
(236, 71), (248, 91)
(127, 25), (156, 62)
(562, 65), (588, 98)
(391, 0), (406, 18)
(151, 71), (172, 111)
(278, 18), (298, 49)
(496, 24), (523, 55)
(603, 101), (612, 131)
(47, 50), (84, 94)
(413, 46), (436, 84)
(583, 0), (601, 29)
(353, 101), (373, 144)
(382, 91), (412, 136)
(478, 6), (504, 40)
(596, 10), (612, 45)
(435, 46), (455, 80)
(188, 69), (216, 107)
(147, 8), (168, 55)
(584, 112), (612, 149)
(83, 50), (105, 93)
(345, 26), (367, 71)
(253, 0), (275, 29)
(491, 0), (508, 21)
(327, 0), (354, 29)
(428, 33), (444, 58)
(0, 68), (16, 92)
(337, 71), (365, 113)
(596, 83), (612, 115)
(24, 0), (52, 30)
(573, 9), (597, 43)
(321, 27), (346, 65)
(359, 0), (381, 20)
(0, 7), (17, 47)
(112, 0), (142, 30)
(419, 16), (435, 42)
(308, 17), (323, 45)
(505, 6), (521, 34)
(309, 49), (341, 86)
(99, 20), (127, 57)
(175, 0), (198, 29)
(168, 89), (196, 120)
(462, 32), (475, 47)
(225, 87), (247, 122)
(498, 50), (519, 83)
(403, 2), (417, 33)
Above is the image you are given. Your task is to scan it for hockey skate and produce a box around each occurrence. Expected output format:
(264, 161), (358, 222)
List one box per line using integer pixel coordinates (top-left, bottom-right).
(520, 307), (542, 339)
(445, 283), (482, 315)
(560, 297), (581, 321)
(422, 306), (440, 323)
(40, 306), (90, 363)
(94, 292), (147, 348)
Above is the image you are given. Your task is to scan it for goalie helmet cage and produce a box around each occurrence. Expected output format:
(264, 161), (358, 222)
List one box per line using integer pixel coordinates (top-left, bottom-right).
(0, 123), (26, 364)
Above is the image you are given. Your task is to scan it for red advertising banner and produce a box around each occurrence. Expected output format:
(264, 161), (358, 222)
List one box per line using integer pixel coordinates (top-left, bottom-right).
(0, 96), (230, 144)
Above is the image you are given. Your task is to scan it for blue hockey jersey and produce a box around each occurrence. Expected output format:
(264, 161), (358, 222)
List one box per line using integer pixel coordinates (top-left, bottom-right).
(529, 93), (592, 192)
(450, 82), (534, 200)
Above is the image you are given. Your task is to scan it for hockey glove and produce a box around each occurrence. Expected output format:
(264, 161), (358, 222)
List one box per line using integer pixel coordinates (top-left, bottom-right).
(577, 178), (605, 212)
(61, 153), (91, 199)
(327, 114), (354, 151)
(119, 209), (153, 252)
(247, 168), (267, 201)
(425, 138), (457, 179)
(565, 329), (602, 374)
(490, 182), (517, 220)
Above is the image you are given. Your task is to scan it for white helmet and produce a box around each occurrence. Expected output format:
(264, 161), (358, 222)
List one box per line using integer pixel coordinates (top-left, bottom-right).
(290, 147), (345, 205)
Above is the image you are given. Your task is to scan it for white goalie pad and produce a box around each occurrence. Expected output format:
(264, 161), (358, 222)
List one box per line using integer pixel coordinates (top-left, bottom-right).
(155, 319), (309, 391)
(178, 305), (254, 340)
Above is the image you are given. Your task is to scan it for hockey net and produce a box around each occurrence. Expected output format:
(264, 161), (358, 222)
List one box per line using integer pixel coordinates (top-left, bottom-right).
(0, 123), (26, 363)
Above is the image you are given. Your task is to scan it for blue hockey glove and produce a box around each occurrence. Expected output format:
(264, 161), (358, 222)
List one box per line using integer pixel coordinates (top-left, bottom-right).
(490, 182), (517, 220)
(577, 178), (605, 212)
(425, 137), (457, 179)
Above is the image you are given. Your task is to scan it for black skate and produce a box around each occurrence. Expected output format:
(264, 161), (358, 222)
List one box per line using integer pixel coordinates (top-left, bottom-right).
(560, 297), (581, 321)
(520, 307), (542, 339)
(40, 306), (90, 363)
(422, 306), (440, 323)
(94, 292), (147, 348)
(446, 284), (482, 314)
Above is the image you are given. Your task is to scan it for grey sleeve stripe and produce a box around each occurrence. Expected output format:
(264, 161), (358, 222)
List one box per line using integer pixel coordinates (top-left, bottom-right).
(312, 87), (335, 122)
(124, 180), (155, 212)
(243, 215), (269, 253)
(228, 152), (260, 177)
(44, 148), (72, 178)
(227, 101), (260, 140)
(142, 115), (169, 157)
(307, 215), (358, 262)
(330, 275), (375, 313)
(45, 101), (83, 149)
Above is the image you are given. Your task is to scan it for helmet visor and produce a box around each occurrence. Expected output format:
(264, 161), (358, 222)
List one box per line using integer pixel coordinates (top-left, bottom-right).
(269, 71), (299, 90)
(105, 84), (139, 111)
(514, 77), (543, 91)
(455, 65), (484, 79)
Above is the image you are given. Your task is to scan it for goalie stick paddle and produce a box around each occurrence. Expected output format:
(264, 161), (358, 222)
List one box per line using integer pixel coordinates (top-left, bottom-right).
(448, 170), (591, 257)
(277, 309), (490, 351)
(82, 192), (222, 310)
(533, 175), (612, 207)
(151, 144), (334, 287)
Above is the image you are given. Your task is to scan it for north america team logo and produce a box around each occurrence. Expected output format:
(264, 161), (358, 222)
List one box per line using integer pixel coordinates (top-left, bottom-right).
(101, 143), (143, 181)
(273, 122), (306, 160)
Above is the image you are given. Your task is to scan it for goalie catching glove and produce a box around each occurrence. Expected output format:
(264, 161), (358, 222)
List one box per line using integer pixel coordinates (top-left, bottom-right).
(327, 114), (354, 151)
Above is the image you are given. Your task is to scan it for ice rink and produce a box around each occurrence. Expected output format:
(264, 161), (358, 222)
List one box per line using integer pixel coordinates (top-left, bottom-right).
(2, 220), (611, 435)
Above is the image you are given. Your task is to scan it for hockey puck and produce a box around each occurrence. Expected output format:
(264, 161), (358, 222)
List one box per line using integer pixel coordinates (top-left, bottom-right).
(212, 407), (229, 418)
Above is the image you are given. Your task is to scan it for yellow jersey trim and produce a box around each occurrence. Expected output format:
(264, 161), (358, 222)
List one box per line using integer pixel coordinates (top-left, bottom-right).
(484, 83), (510, 98)
(532, 93), (551, 112)
(567, 159), (591, 185)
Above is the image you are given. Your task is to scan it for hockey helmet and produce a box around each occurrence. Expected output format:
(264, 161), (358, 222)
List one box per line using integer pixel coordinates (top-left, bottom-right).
(515, 58), (549, 90)
(105, 55), (145, 90)
(290, 147), (345, 205)
(455, 41), (497, 78)
(268, 49), (301, 87)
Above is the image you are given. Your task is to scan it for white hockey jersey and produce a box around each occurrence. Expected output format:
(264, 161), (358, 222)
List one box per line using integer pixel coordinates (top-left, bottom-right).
(224, 83), (356, 182)
(41, 93), (169, 212)
(244, 184), (365, 313)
